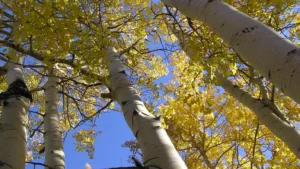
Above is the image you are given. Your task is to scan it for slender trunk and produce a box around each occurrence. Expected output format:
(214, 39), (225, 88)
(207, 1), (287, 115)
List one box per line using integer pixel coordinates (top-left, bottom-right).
(221, 79), (300, 158)
(0, 62), (31, 169)
(162, 0), (300, 104)
(107, 49), (187, 169)
(165, 22), (300, 158)
(44, 73), (65, 169)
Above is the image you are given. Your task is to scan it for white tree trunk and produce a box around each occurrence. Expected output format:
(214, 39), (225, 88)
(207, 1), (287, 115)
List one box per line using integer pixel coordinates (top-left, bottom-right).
(162, 0), (300, 104)
(166, 21), (300, 158)
(107, 49), (187, 169)
(0, 62), (30, 169)
(221, 79), (300, 158)
(43, 73), (65, 169)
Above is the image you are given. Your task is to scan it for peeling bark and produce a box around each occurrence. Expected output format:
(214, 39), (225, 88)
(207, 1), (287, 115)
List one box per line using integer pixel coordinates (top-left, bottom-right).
(0, 62), (31, 169)
(107, 49), (187, 169)
(44, 73), (65, 169)
(162, 0), (300, 104)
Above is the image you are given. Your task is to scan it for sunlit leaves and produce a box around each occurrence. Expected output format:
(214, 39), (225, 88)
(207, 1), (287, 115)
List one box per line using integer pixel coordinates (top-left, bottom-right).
(73, 129), (101, 159)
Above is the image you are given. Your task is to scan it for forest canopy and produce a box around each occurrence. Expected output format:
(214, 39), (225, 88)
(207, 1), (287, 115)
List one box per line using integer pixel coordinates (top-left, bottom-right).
(0, 0), (299, 168)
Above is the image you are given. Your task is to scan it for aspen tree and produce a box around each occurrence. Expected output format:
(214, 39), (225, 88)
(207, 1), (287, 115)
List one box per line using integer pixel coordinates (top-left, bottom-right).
(0, 61), (31, 169)
(43, 71), (65, 169)
(161, 0), (300, 104)
(106, 49), (187, 169)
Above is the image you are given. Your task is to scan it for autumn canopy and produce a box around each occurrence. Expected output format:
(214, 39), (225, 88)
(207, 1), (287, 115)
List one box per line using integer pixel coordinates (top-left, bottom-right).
(0, 0), (299, 169)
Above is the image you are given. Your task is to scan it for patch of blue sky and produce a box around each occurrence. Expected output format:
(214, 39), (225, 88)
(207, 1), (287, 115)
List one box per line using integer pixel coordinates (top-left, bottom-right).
(27, 110), (135, 169)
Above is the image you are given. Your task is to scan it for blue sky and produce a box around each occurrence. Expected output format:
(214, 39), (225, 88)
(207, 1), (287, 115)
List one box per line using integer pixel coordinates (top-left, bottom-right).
(27, 111), (136, 169)
(65, 111), (136, 169)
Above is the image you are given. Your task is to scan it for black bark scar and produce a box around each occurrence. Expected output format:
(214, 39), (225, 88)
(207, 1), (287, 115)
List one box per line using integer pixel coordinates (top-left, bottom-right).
(287, 49), (297, 56)
(121, 101), (128, 106)
(153, 115), (161, 121)
(0, 79), (33, 104)
(134, 128), (140, 138)
(119, 70), (126, 74)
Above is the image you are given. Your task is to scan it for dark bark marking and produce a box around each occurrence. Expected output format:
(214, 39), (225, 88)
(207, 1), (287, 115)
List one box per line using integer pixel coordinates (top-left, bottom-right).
(0, 79), (33, 103)
(133, 109), (139, 116)
(205, 0), (214, 8)
(290, 69), (296, 78)
(235, 26), (258, 39)
(121, 101), (128, 106)
(153, 115), (161, 121)
(152, 126), (162, 130)
(287, 49), (297, 56)
(0, 160), (13, 168)
(233, 85), (239, 88)
(119, 70), (126, 74)
(132, 109), (139, 126)
(134, 128), (140, 138)
(242, 28), (250, 33)
(221, 22), (225, 27)
(268, 70), (271, 80)
(241, 26), (258, 34)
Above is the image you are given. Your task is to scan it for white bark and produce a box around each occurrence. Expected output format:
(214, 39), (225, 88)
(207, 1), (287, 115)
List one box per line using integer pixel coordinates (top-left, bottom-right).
(0, 62), (30, 169)
(43, 73), (65, 169)
(166, 21), (300, 158)
(107, 49), (187, 169)
(162, 0), (300, 104)
(221, 79), (300, 158)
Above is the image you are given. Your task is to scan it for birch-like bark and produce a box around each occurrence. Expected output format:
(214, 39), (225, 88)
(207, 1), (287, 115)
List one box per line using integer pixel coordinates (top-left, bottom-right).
(162, 0), (300, 104)
(221, 79), (300, 158)
(0, 62), (31, 169)
(107, 49), (187, 169)
(43, 73), (65, 169)
(165, 21), (300, 158)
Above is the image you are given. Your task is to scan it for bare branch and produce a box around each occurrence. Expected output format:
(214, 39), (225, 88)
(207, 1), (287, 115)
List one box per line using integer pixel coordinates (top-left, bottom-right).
(25, 162), (54, 169)
(30, 121), (44, 138)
